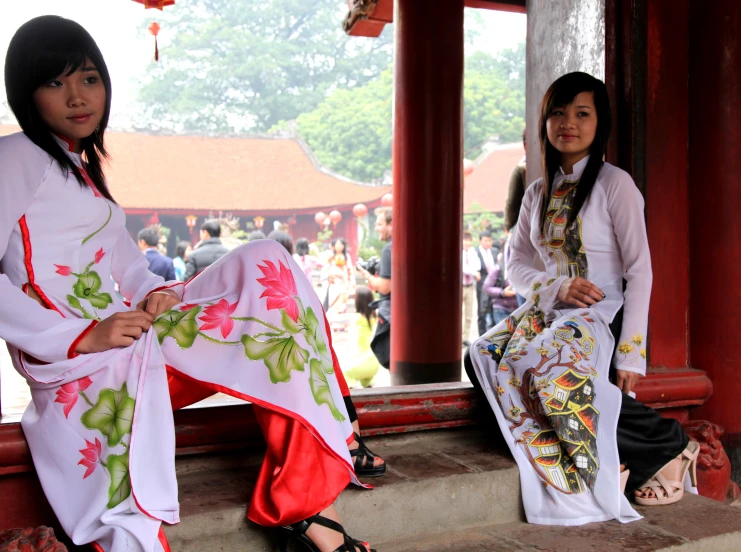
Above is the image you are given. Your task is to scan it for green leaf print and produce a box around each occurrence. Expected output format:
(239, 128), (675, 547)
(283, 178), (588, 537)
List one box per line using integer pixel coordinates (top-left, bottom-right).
(67, 294), (95, 320)
(300, 307), (334, 374)
(87, 291), (113, 309)
(73, 271), (103, 300)
(81, 383), (136, 447)
(242, 334), (309, 383)
(309, 358), (345, 422)
(153, 307), (201, 349)
(281, 308), (303, 335)
(106, 452), (131, 509)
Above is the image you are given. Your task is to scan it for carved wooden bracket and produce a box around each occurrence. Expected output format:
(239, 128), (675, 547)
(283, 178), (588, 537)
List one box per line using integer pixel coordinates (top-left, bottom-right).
(343, 0), (379, 33)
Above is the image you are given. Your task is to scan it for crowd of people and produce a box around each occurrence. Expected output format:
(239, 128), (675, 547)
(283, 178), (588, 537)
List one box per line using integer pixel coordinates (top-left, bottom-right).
(0, 14), (701, 552)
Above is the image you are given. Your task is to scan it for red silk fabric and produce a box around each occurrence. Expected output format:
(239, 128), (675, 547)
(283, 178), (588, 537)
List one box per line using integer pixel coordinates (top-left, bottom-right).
(166, 369), (350, 527)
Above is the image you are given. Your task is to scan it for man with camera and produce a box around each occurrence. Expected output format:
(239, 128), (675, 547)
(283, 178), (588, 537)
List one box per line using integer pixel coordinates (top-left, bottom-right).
(356, 207), (392, 368)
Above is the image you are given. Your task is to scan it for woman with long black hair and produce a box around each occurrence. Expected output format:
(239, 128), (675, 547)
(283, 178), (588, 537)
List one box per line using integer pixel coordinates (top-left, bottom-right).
(467, 71), (697, 525)
(0, 15), (378, 552)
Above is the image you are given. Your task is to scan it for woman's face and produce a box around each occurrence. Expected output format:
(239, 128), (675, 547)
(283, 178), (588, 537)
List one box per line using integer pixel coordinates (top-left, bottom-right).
(334, 240), (344, 253)
(33, 59), (106, 152)
(546, 91), (597, 162)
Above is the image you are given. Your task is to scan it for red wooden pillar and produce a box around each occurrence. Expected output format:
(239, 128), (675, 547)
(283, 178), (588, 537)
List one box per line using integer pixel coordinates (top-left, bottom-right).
(391, 0), (465, 385)
(689, 1), (741, 434)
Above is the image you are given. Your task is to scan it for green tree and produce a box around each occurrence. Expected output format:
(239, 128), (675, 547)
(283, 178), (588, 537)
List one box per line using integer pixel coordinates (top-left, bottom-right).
(295, 51), (525, 181)
(134, 0), (392, 133)
(294, 68), (393, 182)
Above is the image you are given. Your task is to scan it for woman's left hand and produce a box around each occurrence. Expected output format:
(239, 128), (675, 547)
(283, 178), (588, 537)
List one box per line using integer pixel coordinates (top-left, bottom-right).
(616, 369), (641, 395)
(136, 289), (181, 318)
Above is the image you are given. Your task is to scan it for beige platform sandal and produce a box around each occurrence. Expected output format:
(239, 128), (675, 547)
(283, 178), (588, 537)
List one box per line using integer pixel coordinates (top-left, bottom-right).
(620, 468), (630, 493)
(634, 441), (700, 506)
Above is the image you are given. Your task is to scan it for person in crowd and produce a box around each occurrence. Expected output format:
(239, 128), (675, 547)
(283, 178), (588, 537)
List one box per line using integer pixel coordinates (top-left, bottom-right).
(322, 238), (354, 300)
(461, 231), (481, 347)
(476, 230), (497, 335)
(173, 240), (192, 282)
(184, 220), (229, 281)
(482, 242), (518, 325)
(326, 265), (350, 331)
(466, 72), (698, 527)
(247, 230), (265, 241)
(356, 207), (392, 369)
(266, 229), (294, 255)
(137, 227), (176, 281)
(294, 237), (323, 283)
(343, 287), (381, 389)
(0, 16), (381, 551)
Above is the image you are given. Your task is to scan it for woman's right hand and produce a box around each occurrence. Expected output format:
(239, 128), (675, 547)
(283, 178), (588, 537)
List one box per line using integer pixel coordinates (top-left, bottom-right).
(76, 311), (154, 354)
(557, 277), (605, 308)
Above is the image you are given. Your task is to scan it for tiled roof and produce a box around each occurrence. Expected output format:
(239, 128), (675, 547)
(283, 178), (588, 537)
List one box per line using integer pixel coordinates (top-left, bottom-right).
(553, 370), (589, 390)
(463, 143), (525, 214)
(0, 125), (389, 213)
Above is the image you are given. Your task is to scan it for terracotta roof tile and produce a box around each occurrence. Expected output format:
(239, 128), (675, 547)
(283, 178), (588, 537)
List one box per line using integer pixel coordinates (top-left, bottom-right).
(463, 144), (525, 214)
(0, 125), (389, 213)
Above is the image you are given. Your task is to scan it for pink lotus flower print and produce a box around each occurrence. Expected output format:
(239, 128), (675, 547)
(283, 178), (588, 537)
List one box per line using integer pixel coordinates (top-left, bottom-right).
(55, 265), (72, 276)
(94, 248), (105, 264)
(257, 260), (299, 322)
(55, 376), (93, 418)
(78, 438), (102, 479)
(199, 299), (238, 338)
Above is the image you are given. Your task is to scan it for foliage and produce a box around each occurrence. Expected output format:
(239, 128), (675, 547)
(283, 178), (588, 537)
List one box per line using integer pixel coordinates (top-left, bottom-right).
(464, 202), (505, 246)
(295, 46), (525, 181)
(134, 0), (393, 133)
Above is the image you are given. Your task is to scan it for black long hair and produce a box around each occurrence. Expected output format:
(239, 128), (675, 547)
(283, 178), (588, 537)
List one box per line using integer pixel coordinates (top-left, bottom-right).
(4, 16), (115, 202)
(354, 286), (376, 328)
(332, 238), (349, 260)
(538, 72), (612, 234)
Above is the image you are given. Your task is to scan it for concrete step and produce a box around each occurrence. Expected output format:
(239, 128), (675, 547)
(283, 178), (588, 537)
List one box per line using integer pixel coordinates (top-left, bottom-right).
(381, 493), (741, 552)
(164, 427), (522, 551)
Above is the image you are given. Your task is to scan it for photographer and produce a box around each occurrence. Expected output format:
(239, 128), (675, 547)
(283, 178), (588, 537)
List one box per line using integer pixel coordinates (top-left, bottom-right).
(356, 207), (392, 368)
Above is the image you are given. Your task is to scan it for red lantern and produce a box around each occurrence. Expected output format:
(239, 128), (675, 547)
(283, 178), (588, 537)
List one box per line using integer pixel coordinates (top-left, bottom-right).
(352, 204), (368, 218)
(381, 193), (393, 207)
(329, 210), (342, 228)
(132, 0), (175, 10)
(147, 21), (161, 62)
(253, 216), (265, 229)
(314, 212), (326, 226)
(463, 158), (475, 177)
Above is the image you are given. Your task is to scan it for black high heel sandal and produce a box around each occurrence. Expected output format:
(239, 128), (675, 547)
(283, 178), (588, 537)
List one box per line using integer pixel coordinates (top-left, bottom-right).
(278, 513), (375, 552)
(350, 432), (386, 478)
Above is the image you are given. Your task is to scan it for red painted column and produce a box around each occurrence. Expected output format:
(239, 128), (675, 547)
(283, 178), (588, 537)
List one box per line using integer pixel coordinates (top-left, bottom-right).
(391, 0), (465, 385)
(689, 1), (741, 433)
(645, 0), (690, 370)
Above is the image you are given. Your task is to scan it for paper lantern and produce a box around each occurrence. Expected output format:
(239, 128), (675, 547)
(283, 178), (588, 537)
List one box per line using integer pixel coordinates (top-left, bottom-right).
(329, 210), (342, 227)
(147, 21), (161, 62)
(381, 193), (393, 207)
(463, 158), (475, 176)
(314, 212), (326, 226)
(132, 0), (175, 10)
(253, 216), (265, 229)
(352, 204), (368, 218)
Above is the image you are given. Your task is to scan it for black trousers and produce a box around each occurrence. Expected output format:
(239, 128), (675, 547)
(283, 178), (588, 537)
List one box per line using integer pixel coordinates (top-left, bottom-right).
(463, 352), (688, 494)
(476, 281), (491, 336)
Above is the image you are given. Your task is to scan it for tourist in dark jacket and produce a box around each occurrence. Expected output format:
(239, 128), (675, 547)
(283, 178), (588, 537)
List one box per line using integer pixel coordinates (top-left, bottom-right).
(184, 220), (229, 281)
(137, 227), (176, 281)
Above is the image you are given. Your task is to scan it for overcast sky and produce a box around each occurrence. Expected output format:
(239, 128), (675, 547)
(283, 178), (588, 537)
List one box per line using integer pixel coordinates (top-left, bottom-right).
(1, 1), (526, 128)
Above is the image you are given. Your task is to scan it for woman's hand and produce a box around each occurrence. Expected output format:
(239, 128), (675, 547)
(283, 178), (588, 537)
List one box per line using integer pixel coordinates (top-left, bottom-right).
(616, 369), (641, 395)
(557, 277), (605, 308)
(136, 290), (180, 318)
(75, 311), (154, 354)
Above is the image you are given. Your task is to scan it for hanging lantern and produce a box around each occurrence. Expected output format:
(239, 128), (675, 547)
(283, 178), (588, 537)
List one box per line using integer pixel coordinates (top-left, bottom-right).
(352, 204), (368, 218)
(185, 214), (198, 229)
(463, 158), (475, 177)
(253, 216), (265, 229)
(329, 210), (342, 228)
(148, 21), (161, 62)
(132, 0), (175, 10)
(314, 212), (327, 226)
(381, 193), (393, 207)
